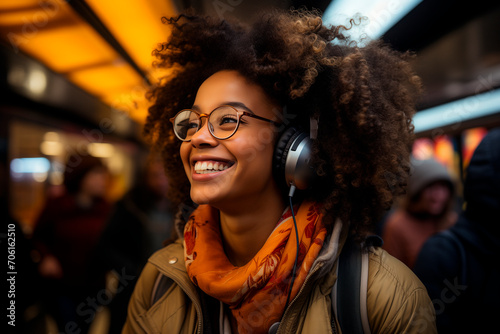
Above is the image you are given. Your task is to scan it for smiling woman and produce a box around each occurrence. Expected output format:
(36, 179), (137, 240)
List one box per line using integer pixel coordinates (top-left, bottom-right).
(123, 8), (437, 334)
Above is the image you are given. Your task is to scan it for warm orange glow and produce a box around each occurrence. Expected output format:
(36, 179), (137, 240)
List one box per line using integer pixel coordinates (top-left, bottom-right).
(434, 135), (459, 180)
(0, 10), (43, 25)
(21, 27), (120, 73)
(85, 0), (176, 73)
(434, 136), (453, 164)
(0, 0), (178, 125)
(68, 63), (143, 97)
(100, 65), (176, 124)
(102, 86), (152, 124)
(0, 0), (38, 10)
(462, 127), (487, 169)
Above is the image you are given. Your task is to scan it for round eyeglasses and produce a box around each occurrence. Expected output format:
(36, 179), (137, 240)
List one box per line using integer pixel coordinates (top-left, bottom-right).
(169, 105), (280, 142)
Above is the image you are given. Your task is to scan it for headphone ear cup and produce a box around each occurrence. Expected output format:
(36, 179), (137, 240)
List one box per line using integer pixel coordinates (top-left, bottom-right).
(274, 127), (313, 190)
(274, 127), (300, 181)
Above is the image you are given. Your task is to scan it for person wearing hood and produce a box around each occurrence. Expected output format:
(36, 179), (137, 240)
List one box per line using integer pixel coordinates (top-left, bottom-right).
(382, 157), (458, 269)
(413, 127), (500, 333)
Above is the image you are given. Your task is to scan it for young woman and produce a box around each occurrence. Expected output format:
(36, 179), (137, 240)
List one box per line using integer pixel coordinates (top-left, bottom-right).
(123, 9), (437, 334)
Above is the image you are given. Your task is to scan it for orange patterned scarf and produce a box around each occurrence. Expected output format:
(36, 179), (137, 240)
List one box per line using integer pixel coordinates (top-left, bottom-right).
(184, 201), (327, 334)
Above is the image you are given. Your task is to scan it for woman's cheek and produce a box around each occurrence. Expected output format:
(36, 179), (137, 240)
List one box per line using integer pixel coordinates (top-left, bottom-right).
(235, 130), (275, 165)
(180, 144), (192, 180)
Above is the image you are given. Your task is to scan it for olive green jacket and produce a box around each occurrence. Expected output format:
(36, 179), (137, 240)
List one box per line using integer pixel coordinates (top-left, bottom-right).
(123, 229), (437, 334)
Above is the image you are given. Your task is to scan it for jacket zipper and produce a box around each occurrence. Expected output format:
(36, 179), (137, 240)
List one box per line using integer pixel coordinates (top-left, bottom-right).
(182, 282), (203, 334)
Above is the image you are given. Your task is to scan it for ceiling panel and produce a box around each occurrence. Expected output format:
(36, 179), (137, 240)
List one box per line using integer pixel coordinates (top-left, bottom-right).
(85, 0), (176, 75)
(67, 62), (142, 97)
(0, 0), (177, 123)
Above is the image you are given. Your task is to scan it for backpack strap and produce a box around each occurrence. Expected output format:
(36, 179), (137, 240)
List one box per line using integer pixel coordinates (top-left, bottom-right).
(333, 236), (382, 334)
(359, 248), (371, 334)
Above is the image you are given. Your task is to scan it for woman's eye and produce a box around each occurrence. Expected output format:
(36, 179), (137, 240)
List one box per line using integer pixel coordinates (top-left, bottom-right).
(177, 120), (198, 131)
(219, 115), (238, 125)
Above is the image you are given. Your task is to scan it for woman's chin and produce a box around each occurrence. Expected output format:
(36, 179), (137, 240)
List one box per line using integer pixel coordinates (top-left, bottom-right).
(190, 187), (223, 205)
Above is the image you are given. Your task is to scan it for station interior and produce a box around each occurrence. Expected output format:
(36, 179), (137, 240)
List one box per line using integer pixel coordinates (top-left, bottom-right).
(1, 0), (500, 333)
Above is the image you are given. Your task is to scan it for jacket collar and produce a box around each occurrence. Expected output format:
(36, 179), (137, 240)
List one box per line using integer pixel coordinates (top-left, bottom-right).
(151, 218), (347, 291)
(313, 218), (347, 278)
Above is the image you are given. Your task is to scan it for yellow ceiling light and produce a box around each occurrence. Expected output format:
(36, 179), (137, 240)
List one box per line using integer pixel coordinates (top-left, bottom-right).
(0, 0), (38, 10)
(0, 3), (119, 73)
(0, 0), (178, 125)
(68, 62), (142, 98)
(18, 26), (120, 73)
(0, 9), (44, 25)
(102, 88), (149, 120)
(102, 63), (178, 122)
(85, 0), (175, 74)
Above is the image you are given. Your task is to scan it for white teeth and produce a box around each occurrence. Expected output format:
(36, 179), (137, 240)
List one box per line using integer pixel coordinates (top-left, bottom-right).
(194, 161), (231, 174)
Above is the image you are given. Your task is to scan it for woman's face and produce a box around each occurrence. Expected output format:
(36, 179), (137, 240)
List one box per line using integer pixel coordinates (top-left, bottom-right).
(180, 70), (282, 208)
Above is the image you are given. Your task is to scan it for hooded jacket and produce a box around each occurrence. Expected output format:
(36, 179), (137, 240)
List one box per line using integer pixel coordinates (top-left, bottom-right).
(123, 211), (437, 334)
(382, 157), (457, 269)
(414, 127), (500, 333)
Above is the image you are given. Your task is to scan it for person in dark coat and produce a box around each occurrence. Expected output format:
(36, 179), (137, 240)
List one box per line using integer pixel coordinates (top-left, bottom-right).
(94, 152), (176, 333)
(413, 127), (500, 333)
(32, 153), (112, 333)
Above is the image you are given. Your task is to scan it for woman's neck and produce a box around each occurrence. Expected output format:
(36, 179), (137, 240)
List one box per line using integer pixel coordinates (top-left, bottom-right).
(219, 196), (286, 267)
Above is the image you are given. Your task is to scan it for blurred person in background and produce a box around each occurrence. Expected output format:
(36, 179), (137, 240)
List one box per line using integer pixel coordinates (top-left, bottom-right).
(414, 127), (500, 333)
(94, 151), (176, 333)
(32, 153), (112, 334)
(382, 157), (457, 269)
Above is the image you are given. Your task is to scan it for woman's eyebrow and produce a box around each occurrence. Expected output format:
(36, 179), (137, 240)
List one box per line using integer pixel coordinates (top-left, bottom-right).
(222, 101), (254, 114)
(190, 102), (255, 114)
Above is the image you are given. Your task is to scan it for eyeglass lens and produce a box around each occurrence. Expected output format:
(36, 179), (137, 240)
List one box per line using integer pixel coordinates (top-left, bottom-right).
(173, 106), (240, 140)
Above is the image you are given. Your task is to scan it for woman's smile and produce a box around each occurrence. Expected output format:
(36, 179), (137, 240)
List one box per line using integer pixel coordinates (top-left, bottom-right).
(193, 160), (234, 174)
(190, 159), (236, 182)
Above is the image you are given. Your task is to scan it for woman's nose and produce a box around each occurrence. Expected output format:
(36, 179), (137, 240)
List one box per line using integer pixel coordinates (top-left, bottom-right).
(190, 118), (218, 148)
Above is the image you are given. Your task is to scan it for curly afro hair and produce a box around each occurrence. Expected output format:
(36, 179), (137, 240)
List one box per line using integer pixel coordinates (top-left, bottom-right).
(144, 9), (422, 238)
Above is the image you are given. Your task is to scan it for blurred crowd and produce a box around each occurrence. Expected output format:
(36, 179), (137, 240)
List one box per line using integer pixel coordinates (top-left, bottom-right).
(6, 127), (500, 334)
(380, 127), (500, 333)
(7, 151), (176, 334)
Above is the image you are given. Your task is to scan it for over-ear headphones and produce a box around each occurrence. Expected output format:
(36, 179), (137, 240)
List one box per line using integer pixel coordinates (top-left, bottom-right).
(273, 126), (314, 193)
(273, 124), (316, 325)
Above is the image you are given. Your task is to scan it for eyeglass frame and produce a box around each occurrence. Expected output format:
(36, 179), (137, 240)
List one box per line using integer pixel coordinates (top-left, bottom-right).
(169, 104), (282, 142)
